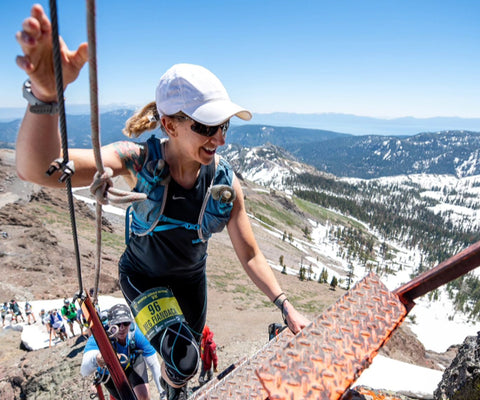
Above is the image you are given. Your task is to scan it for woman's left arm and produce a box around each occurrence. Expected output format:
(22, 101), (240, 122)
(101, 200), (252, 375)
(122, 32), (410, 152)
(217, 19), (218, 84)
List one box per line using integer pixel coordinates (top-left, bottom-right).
(227, 178), (311, 334)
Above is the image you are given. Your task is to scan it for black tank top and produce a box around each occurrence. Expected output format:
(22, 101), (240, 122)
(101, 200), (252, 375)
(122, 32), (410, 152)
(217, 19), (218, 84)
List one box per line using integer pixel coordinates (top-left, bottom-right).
(120, 161), (215, 278)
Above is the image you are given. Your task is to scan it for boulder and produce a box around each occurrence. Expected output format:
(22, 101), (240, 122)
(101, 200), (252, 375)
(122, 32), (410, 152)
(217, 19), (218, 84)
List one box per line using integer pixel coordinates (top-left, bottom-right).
(434, 332), (480, 400)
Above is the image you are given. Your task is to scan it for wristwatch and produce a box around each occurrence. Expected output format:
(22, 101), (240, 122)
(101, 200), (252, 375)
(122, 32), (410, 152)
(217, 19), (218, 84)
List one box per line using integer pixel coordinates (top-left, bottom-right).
(22, 80), (59, 114)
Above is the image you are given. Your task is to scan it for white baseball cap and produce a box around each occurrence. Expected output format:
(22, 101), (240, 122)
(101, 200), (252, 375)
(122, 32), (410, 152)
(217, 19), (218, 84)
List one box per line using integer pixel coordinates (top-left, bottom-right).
(155, 63), (252, 126)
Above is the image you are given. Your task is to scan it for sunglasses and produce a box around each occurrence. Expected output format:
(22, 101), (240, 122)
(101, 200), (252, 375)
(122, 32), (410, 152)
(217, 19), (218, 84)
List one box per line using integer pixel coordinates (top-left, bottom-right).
(117, 322), (131, 327)
(175, 116), (230, 137)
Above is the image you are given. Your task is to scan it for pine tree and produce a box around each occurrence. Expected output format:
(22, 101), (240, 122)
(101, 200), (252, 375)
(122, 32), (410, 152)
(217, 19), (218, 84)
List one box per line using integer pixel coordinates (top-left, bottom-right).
(308, 264), (313, 281)
(299, 266), (306, 281)
(330, 276), (338, 290)
(318, 267), (329, 284)
(346, 264), (354, 290)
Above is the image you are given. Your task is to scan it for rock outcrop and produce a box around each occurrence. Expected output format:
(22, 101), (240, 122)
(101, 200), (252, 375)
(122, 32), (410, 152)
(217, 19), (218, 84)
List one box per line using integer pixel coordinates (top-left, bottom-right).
(434, 332), (480, 400)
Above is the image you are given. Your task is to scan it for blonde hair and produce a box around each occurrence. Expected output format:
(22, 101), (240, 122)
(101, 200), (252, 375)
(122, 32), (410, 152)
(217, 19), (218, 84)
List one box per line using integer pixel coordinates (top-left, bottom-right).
(122, 101), (160, 138)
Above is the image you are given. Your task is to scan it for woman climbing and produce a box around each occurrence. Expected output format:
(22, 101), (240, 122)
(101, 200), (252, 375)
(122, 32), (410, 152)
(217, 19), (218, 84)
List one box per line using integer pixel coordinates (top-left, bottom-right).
(15, 4), (311, 399)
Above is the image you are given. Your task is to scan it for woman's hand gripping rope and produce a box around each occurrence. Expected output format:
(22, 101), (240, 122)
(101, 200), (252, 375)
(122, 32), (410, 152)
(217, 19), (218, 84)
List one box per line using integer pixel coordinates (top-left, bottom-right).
(89, 167), (146, 205)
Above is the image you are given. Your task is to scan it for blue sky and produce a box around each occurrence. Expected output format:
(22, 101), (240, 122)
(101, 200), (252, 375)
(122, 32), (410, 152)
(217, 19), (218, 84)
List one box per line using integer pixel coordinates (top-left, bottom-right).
(2, 1), (479, 119)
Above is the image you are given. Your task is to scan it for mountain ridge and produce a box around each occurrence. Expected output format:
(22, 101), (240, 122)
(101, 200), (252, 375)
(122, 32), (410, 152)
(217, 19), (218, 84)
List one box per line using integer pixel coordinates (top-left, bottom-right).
(2, 110), (480, 179)
(2, 107), (479, 135)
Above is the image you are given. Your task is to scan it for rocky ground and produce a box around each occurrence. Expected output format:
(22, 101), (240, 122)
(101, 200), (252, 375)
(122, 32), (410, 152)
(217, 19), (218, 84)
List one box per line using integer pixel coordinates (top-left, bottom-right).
(0, 149), (460, 399)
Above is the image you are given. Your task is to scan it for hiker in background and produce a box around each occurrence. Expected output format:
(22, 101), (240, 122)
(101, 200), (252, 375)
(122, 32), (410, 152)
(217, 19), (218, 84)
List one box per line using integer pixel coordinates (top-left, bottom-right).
(81, 304), (162, 400)
(89, 288), (101, 313)
(198, 325), (218, 386)
(39, 309), (48, 329)
(76, 306), (91, 337)
(24, 301), (37, 324)
(49, 308), (67, 345)
(1, 302), (8, 327)
(40, 309), (54, 339)
(61, 298), (83, 337)
(9, 299), (25, 324)
(15, 5), (310, 399)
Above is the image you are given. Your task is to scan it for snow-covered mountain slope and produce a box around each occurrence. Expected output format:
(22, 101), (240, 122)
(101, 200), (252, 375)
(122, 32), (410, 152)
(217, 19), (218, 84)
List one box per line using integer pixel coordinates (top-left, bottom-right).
(222, 144), (480, 352)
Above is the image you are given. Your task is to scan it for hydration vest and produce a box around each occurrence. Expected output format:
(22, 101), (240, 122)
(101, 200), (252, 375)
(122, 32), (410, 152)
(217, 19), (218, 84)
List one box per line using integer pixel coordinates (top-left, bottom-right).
(96, 326), (139, 377)
(126, 136), (234, 244)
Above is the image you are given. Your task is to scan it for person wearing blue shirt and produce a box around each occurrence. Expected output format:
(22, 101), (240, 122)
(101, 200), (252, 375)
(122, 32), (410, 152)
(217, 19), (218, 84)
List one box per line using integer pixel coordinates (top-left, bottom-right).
(81, 304), (162, 400)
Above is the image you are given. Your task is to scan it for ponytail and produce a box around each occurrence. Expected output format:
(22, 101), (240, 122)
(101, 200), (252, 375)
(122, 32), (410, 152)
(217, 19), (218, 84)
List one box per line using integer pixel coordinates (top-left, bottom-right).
(122, 101), (160, 138)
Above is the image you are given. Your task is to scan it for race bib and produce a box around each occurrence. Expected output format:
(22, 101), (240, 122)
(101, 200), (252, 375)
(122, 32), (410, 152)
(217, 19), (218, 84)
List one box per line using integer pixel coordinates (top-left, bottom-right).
(131, 287), (185, 341)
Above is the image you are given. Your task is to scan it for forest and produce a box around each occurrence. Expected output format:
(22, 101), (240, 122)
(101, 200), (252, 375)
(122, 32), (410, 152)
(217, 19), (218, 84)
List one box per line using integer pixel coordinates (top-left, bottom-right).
(285, 172), (480, 320)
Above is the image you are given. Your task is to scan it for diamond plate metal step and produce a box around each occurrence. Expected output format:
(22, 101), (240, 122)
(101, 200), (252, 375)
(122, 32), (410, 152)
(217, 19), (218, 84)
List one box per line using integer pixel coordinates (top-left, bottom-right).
(192, 272), (407, 399)
(256, 272), (408, 400)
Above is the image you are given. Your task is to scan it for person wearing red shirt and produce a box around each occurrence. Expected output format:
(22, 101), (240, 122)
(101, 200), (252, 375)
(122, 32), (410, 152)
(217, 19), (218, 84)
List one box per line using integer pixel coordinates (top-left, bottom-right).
(199, 325), (218, 386)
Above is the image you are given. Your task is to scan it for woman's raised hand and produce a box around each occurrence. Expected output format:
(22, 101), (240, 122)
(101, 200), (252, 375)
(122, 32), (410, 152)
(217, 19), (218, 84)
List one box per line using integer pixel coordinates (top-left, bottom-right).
(15, 3), (88, 102)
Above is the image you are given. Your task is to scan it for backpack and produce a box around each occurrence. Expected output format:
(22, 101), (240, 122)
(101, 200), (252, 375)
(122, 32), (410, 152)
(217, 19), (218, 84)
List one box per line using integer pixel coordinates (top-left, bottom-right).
(126, 136), (234, 244)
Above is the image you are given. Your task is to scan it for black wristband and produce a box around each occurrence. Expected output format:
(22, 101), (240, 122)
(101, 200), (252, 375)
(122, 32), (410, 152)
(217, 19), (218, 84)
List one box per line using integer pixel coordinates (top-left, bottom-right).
(274, 293), (288, 310)
(280, 298), (289, 326)
(273, 292), (285, 304)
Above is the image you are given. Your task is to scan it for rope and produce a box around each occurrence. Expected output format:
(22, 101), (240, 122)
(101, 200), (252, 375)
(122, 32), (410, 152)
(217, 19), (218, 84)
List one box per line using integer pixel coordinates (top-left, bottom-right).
(85, 0), (145, 206)
(85, 0), (146, 302)
(48, 4), (138, 399)
(86, 0), (102, 305)
(49, 0), (83, 294)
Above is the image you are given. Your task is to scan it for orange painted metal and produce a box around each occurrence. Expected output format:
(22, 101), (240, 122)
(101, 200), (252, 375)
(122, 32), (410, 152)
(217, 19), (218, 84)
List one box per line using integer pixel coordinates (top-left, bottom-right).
(343, 386), (406, 400)
(394, 240), (480, 304)
(256, 272), (407, 400)
(80, 293), (137, 400)
(192, 272), (407, 400)
(190, 331), (293, 399)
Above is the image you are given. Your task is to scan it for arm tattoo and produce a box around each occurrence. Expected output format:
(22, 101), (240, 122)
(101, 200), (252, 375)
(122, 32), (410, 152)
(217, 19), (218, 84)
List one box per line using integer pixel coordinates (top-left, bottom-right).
(113, 141), (145, 174)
